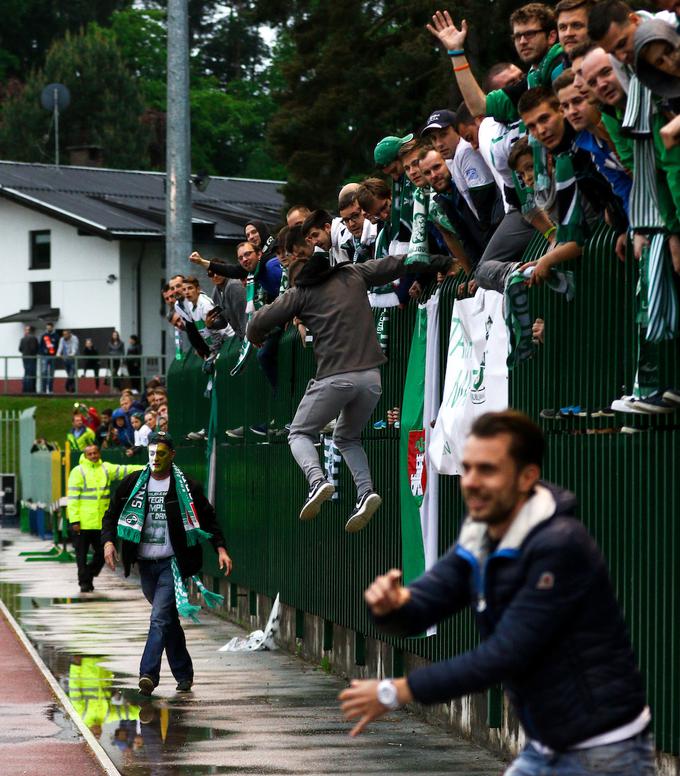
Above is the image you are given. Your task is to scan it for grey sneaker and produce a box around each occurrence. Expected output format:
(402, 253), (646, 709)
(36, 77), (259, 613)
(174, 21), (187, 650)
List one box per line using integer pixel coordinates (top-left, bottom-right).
(138, 675), (155, 696)
(225, 426), (244, 439)
(299, 480), (335, 521)
(345, 492), (382, 533)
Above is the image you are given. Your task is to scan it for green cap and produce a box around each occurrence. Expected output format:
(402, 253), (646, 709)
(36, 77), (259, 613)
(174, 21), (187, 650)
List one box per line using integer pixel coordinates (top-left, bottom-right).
(373, 133), (414, 166)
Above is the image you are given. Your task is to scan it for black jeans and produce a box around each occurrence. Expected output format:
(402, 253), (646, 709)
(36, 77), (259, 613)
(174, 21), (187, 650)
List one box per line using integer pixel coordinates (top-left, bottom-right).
(75, 529), (105, 587)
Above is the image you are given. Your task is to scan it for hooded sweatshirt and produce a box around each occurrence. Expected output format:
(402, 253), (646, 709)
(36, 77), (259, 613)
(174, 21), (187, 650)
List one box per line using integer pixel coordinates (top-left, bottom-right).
(247, 252), (452, 379)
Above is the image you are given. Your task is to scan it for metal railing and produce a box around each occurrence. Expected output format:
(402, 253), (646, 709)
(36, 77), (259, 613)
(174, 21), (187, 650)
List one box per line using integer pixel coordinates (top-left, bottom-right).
(1, 354), (168, 395)
(137, 228), (680, 754)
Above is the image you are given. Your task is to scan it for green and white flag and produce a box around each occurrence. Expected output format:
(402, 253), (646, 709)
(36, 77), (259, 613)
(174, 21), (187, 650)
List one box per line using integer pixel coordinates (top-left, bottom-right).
(430, 290), (508, 475)
(399, 292), (440, 603)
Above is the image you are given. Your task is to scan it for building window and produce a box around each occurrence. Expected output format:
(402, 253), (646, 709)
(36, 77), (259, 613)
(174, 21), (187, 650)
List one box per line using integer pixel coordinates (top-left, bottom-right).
(31, 281), (51, 308)
(30, 230), (51, 269)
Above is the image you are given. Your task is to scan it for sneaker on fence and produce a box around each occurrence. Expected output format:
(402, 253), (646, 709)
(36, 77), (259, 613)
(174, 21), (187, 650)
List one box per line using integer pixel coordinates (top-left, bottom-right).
(299, 480), (335, 521)
(633, 392), (675, 414)
(611, 395), (647, 414)
(186, 428), (206, 441)
(662, 388), (680, 406)
(225, 426), (244, 439)
(345, 491), (382, 533)
(372, 419), (387, 430)
(249, 423), (268, 436)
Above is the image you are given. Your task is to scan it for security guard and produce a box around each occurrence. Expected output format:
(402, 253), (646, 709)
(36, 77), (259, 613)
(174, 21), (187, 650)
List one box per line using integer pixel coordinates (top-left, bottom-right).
(68, 444), (143, 592)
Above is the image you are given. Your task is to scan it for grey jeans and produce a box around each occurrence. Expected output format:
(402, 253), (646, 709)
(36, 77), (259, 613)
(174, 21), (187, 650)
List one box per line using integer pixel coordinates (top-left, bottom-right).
(288, 368), (382, 497)
(475, 209), (535, 292)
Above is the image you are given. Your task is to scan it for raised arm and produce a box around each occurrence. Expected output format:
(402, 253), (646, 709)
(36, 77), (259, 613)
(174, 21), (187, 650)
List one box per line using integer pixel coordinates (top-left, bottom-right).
(426, 11), (486, 117)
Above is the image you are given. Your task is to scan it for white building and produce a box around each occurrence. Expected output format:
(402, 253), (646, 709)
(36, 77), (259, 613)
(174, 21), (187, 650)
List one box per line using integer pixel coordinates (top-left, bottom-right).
(0, 161), (283, 376)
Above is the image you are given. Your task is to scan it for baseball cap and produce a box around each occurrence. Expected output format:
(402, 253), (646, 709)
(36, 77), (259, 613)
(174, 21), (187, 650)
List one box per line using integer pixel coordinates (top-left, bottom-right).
(373, 133), (415, 166)
(148, 431), (175, 450)
(420, 109), (457, 135)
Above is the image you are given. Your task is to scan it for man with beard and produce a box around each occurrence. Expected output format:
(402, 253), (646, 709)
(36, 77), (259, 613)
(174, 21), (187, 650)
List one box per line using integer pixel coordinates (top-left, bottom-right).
(339, 411), (653, 776)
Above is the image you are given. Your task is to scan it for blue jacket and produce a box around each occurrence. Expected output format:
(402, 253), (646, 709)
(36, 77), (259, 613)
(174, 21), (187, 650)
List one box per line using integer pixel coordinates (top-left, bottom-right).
(575, 130), (632, 215)
(374, 482), (646, 751)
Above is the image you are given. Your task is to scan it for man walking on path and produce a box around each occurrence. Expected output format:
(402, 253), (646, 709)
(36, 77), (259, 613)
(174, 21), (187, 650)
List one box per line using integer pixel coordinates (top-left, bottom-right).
(18, 325), (38, 392)
(102, 432), (232, 696)
(67, 444), (144, 593)
(340, 411), (653, 775)
(247, 251), (451, 533)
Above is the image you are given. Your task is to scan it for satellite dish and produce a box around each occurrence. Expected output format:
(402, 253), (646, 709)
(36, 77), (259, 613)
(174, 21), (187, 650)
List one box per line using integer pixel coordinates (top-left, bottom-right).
(41, 83), (71, 112)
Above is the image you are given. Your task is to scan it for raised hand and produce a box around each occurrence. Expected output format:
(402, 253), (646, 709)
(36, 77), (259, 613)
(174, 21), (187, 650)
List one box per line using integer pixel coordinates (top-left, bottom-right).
(426, 10), (468, 52)
(364, 569), (410, 616)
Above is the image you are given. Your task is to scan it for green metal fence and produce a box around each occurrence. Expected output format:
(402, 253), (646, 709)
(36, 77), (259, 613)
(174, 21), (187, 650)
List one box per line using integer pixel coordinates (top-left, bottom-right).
(165, 231), (679, 754)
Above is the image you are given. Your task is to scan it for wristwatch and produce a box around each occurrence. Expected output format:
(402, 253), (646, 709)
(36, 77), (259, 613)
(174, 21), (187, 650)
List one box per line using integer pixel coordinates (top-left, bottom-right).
(376, 679), (400, 710)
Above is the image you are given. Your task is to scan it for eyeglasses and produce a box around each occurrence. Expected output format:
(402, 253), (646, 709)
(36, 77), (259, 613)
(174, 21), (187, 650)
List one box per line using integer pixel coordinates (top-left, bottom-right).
(511, 28), (546, 42)
(341, 211), (363, 225)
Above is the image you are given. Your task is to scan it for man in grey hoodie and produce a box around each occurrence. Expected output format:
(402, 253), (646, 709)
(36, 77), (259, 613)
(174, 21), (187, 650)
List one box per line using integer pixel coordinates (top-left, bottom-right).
(247, 251), (451, 533)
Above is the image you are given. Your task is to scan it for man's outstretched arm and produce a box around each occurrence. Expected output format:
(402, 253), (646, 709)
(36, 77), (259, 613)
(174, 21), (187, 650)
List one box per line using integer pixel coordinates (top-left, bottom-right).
(426, 10), (487, 117)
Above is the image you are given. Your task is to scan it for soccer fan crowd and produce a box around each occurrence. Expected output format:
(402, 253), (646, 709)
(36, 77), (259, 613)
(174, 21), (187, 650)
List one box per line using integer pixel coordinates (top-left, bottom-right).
(167, 0), (680, 428)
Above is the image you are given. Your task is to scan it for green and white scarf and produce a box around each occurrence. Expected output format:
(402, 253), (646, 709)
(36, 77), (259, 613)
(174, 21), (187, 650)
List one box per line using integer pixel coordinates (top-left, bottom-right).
(232, 266), (265, 376)
(118, 465), (224, 621)
(623, 75), (678, 344)
(406, 186), (459, 265)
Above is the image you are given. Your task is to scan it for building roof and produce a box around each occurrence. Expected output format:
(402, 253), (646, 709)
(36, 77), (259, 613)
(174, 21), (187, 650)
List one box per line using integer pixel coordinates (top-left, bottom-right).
(0, 161), (285, 242)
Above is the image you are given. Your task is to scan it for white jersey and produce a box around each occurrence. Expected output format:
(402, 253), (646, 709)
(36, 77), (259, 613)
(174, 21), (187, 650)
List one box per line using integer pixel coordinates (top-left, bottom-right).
(329, 216), (353, 266)
(175, 293), (233, 340)
(447, 138), (497, 220)
(477, 117), (524, 213)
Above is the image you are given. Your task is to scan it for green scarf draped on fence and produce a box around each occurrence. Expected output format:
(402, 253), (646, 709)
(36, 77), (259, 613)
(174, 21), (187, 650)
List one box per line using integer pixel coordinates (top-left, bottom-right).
(118, 465), (224, 622)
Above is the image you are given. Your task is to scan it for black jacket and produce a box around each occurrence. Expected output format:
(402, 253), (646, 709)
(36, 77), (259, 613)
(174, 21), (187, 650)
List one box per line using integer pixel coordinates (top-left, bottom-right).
(374, 482), (646, 751)
(101, 470), (226, 579)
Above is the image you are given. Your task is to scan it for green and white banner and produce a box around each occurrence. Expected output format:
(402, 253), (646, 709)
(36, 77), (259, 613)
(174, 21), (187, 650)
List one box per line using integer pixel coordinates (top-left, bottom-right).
(430, 289), (508, 475)
(399, 292), (440, 594)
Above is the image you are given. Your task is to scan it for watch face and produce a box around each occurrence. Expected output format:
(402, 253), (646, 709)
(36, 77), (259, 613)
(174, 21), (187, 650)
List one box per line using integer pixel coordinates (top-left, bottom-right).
(378, 680), (397, 708)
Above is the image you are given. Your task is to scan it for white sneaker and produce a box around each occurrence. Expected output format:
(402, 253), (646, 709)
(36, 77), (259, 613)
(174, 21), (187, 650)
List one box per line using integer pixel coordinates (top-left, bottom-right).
(299, 481), (335, 521)
(345, 492), (382, 533)
(610, 396), (647, 414)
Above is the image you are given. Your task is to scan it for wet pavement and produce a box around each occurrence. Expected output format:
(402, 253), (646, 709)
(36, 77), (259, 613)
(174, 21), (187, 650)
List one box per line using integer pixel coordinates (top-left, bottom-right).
(0, 528), (505, 776)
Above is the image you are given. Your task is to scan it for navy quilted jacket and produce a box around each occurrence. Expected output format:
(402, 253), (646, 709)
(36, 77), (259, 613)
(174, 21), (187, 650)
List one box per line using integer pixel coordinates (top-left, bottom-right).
(374, 482), (646, 750)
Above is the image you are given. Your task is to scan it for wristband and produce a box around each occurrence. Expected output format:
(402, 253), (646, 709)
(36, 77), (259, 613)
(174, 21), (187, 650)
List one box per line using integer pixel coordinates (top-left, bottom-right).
(543, 225), (557, 240)
(453, 63), (470, 72)
(447, 49), (465, 57)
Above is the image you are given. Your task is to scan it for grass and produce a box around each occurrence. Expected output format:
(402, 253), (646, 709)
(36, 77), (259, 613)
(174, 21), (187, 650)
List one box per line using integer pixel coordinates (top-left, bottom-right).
(0, 396), (119, 446)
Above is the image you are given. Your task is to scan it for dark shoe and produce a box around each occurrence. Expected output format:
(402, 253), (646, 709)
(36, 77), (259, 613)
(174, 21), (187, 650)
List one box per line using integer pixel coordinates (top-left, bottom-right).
(176, 679), (193, 692)
(633, 392), (674, 414)
(80, 583), (94, 593)
(345, 492), (382, 533)
(299, 480), (335, 521)
(138, 675), (155, 696)
(249, 423), (268, 436)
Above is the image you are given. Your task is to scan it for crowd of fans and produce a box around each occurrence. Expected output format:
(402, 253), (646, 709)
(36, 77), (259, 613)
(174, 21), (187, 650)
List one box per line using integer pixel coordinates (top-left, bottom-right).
(164, 0), (680, 418)
(18, 325), (143, 394)
(64, 382), (169, 456)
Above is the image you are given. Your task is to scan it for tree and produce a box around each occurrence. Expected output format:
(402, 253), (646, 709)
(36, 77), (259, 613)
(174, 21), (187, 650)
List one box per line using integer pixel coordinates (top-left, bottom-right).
(240, 0), (524, 205)
(0, 26), (150, 169)
(0, 0), (132, 79)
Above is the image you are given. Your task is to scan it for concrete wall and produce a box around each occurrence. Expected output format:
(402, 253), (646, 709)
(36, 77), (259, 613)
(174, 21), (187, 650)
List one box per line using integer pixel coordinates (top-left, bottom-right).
(118, 241), (164, 366)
